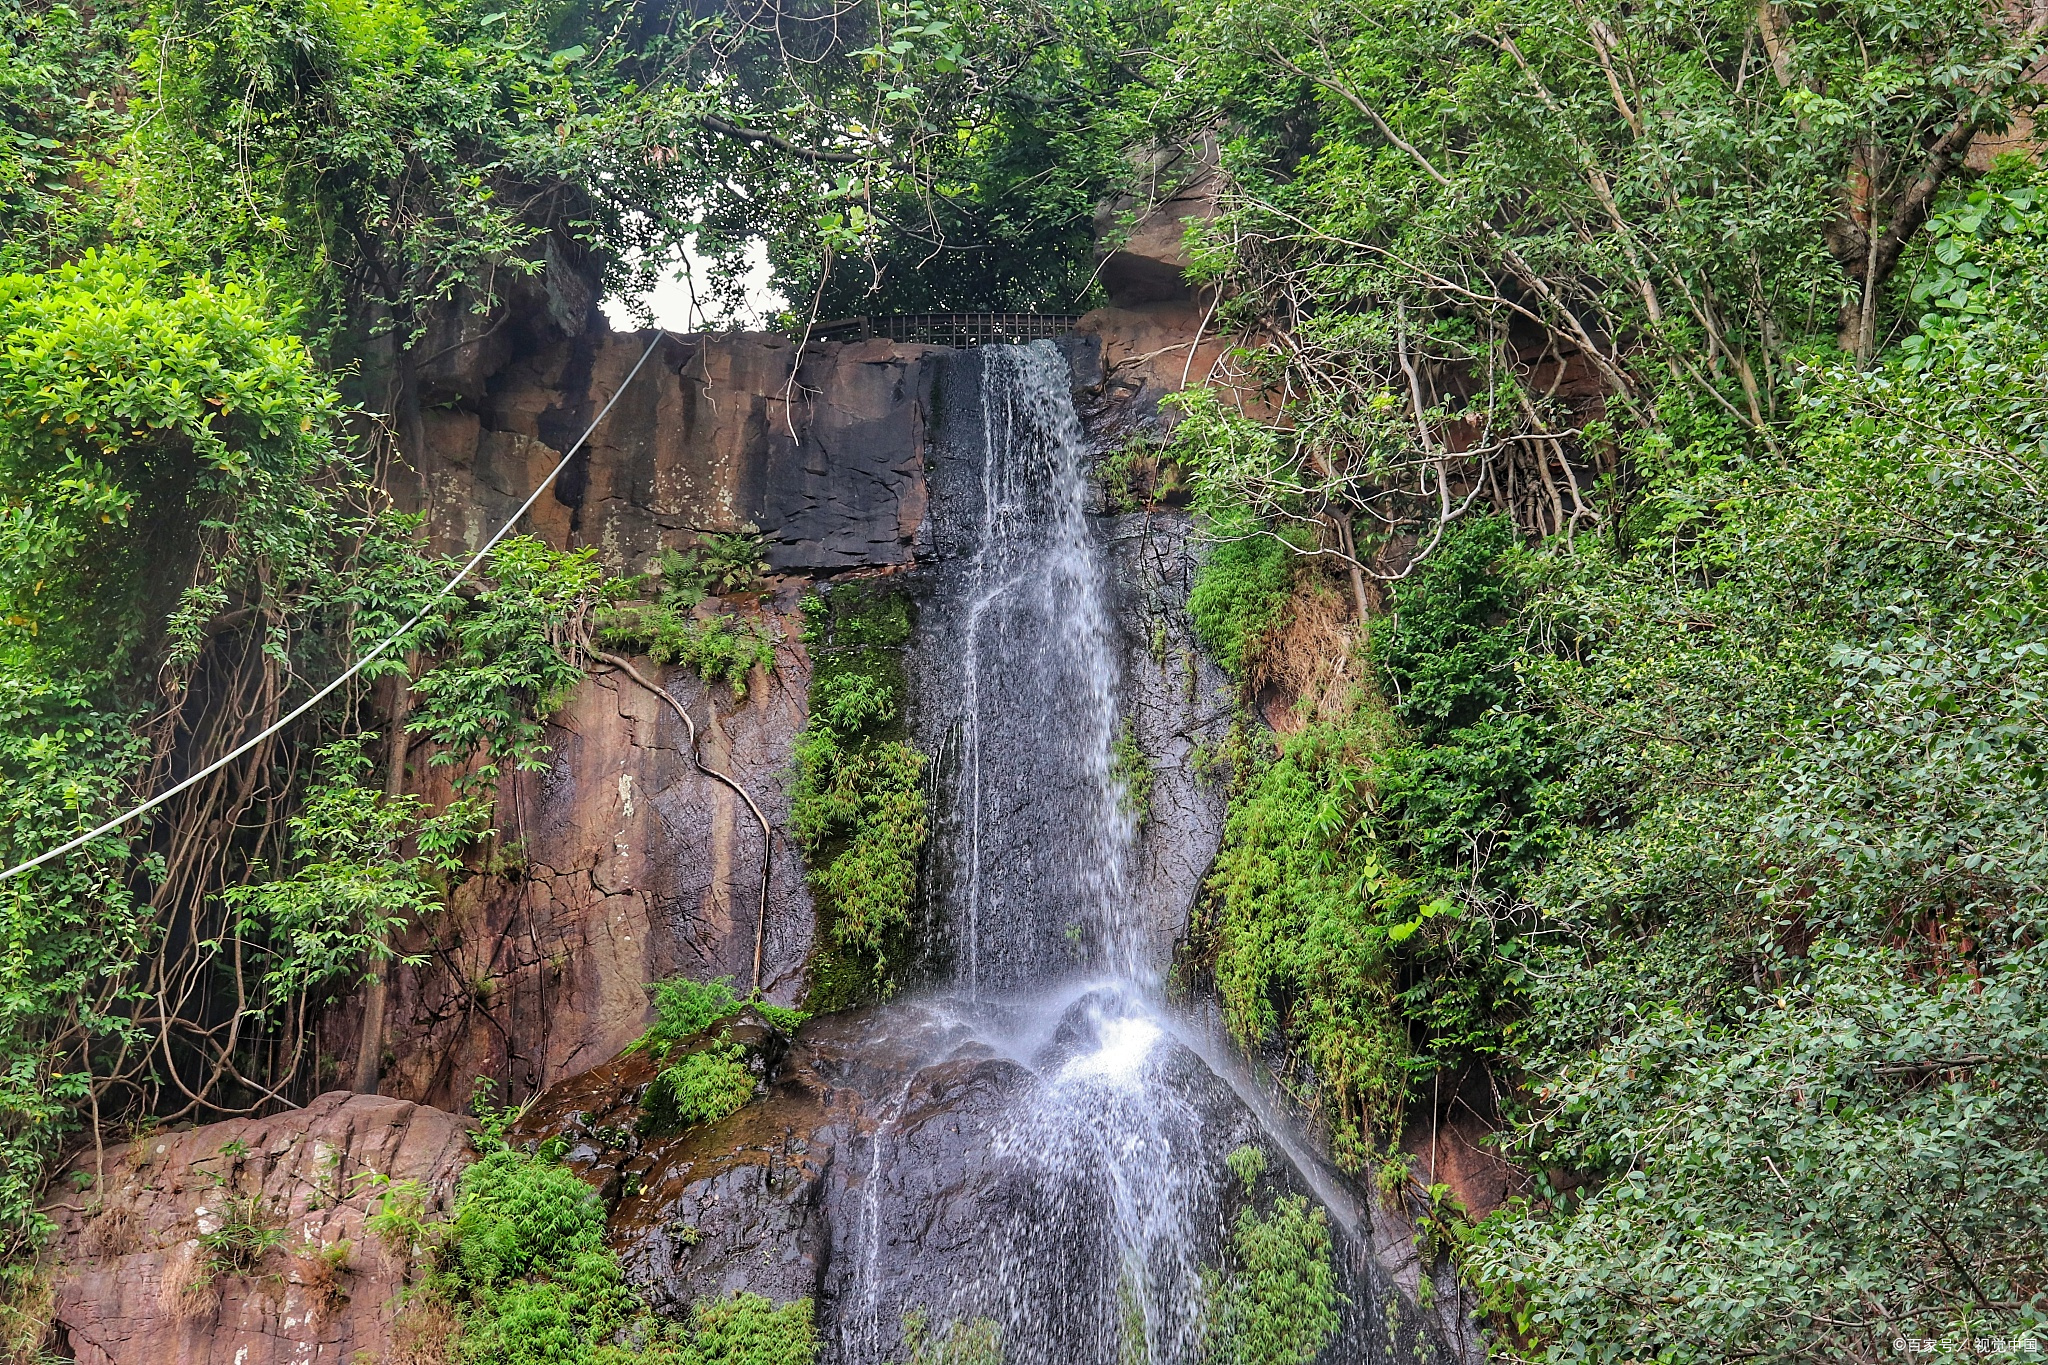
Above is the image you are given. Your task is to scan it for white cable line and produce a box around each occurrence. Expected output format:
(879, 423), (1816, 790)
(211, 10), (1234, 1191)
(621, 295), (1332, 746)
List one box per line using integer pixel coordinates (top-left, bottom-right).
(0, 328), (670, 885)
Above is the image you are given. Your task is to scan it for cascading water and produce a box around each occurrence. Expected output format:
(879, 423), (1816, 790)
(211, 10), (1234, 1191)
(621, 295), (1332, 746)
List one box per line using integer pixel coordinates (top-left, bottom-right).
(949, 343), (1143, 990)
(826, 342), (1459, 1365)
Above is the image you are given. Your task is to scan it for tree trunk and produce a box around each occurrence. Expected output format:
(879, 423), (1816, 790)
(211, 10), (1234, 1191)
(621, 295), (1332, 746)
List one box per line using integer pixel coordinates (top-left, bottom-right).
(352, 663), (414, 1095)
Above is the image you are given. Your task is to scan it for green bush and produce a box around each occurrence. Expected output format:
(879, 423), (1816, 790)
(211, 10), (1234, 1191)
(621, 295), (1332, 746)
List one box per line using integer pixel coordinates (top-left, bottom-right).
(627, 975), (803, 1136)
(1186, 165), (2048, 1357)
(642, 1044), (757, 1135)
(892, 1312), (1002, 1365)
(1370, 516), (1525, 743)
(635, 977), (744, 1055)
(789, 585), (929, 1007)
(678, 1293), (820, 1365)
(1188, 533), (1297, 680)
(397, 1144), (821, 1365)
(595, 551), (779, 701)
(1206, 1192), (1340, 1365)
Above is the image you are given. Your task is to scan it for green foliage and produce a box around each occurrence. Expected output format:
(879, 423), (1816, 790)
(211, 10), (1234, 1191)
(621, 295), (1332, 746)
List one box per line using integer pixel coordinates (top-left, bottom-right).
(1199, 716), (1412, 1157)
(0, 248), (341, 665)
(634, 977), (744, 1058)
(1186, 528), (1297, 680)
(597, 548), (780, 700)
(196, 1190), (287, 1276)
(1206, 1193), (1341, 1365)
(892, 1311), (1002, 1365)
(790, 585), (928, 1008)
(1371, 517), (1523, 741)
(1224, 1144), (1268, 1194)
(0, 0), (132, 268)
(1195, 520), (1563, 1160)
(406, 537), (608, 790)
(124, 0), (719, 350)
(668, 1293), (820, 1365)
(664, 534), (770, 600)
(642, 1044), (758, 1135)
(1109, 719), (1153, 824)
(1448, 187), (2048, 1356)
(402, 1144), (818, 1365)
(444, 1146), (644, 1365)
(0, 246), (602, 1283)
(365, 1174), (438, 1262)
(628, 976), (801, 1135)
(1191, 164), (2048, 1356)
(1466, 945), (2048, 1362)
(224, 738), (490, 1005)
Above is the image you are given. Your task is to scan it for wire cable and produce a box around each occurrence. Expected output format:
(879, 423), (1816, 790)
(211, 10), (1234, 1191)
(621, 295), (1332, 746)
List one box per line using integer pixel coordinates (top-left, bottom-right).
(0, 328), (670, 885)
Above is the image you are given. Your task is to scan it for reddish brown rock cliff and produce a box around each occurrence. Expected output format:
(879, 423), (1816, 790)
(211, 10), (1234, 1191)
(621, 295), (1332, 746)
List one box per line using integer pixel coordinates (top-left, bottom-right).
(47, 1091), (472, 1365)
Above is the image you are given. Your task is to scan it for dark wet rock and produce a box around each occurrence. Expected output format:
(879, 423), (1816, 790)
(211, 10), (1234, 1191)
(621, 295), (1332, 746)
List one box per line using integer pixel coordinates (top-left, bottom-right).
(503, 1007), (1025, 1324)
(390, 329), (939, 576)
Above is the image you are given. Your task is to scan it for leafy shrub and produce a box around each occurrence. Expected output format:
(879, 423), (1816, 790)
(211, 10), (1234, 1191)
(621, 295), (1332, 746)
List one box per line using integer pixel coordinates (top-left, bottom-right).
(1370, 516), (1525, 742)
(406, 537), (612, 790)
(1225, 1144), (1268, 1193)
(663, 532), (769, 600)
(596, 540), (779, 699)
(642, 1044), (757, 1135)
(452, 1149), (609, 1290)
(0, 248), (340, 666)
(1198, 718), (1412, 1159)
(597, 605), (779, 700)
(633, 977), (744, 1057)
(678, 1292), (820, 1365)
(391, 1142), (819, 1365)
(1188, 534), (1297, 680)
(626, 975), (807, 1136)
(1206, 1193), (1340, 1365)
(789, 585), (929, 1007)
(197, 1191), (286, 1276)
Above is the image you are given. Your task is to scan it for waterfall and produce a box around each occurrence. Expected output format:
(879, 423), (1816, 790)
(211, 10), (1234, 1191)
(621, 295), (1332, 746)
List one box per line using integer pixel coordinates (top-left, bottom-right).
(829, 342), (1438, 1365)
(947, 343), (1208, 1359)
(953, 342), (1144, 991)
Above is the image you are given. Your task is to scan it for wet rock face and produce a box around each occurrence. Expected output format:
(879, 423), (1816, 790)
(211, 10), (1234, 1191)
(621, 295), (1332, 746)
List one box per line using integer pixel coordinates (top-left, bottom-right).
(511, 992), (1468, 1365)
(502, 1008), (989, 1324)
(46, 1092), (473, 1365)
(1105, 512), (1235, 968)
(390, 329), (938, 574)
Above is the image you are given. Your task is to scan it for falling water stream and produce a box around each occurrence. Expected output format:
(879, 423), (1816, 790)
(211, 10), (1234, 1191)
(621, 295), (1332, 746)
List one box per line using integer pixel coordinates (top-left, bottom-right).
(828, 343), (1452, 1365)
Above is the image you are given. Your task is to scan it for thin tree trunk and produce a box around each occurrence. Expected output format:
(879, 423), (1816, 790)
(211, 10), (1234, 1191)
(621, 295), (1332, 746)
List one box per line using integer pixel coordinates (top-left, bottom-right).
(353, 663), (414, 1095)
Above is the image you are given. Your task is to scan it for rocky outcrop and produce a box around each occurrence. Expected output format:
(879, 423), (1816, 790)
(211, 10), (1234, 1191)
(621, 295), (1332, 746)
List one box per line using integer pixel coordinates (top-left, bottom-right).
(389, 329), (939, 575)
(338, 620), (820, 1112)
(1093, 135), (1221, 308)
(46, 1092), (473, 1365)
(506, 992), (1472, 1365)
